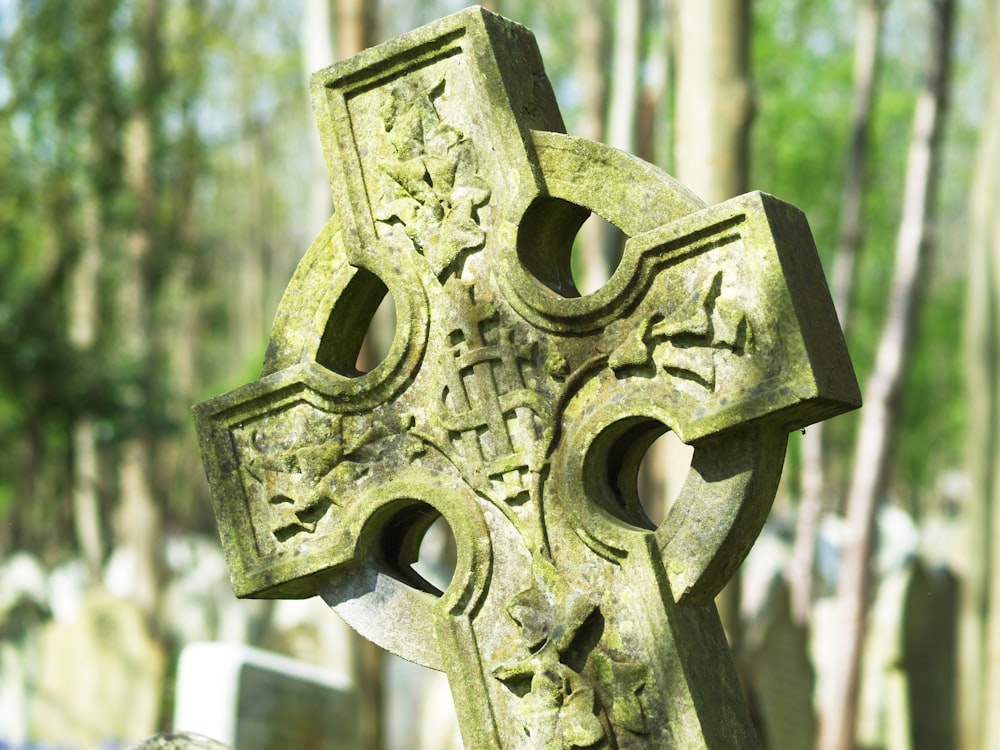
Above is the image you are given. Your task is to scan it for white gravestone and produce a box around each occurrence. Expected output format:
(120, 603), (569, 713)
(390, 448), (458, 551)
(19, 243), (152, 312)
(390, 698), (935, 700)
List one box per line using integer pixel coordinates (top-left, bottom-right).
(172, 642), (357, 750)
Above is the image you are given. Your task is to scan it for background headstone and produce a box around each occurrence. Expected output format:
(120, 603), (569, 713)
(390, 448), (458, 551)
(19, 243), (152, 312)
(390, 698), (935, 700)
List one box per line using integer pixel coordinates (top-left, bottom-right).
(901, 561), (958, 750)
(749, 577), (817, 750)
(172, 641), (358, 750)
(855, 556), (958, 750)
(27, 587), (164, 748)
(385, 654), (462, 750)
(0, 552), (48, 746)
(159, 534), (272, 646)
(131, 731), (233, 749)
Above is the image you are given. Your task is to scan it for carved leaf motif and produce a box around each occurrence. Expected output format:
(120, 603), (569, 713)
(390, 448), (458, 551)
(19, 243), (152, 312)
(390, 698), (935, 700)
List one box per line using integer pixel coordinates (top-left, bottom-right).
(234, 405), (420, 547)
(558, 687), (607, 748)
(495, 559), (609, 748)
(589, 651), (651, 735)
(508, 667), (606, 749)
(495, 556), (656, 742)
(609, 269), (750, 389)
(374, 75), (491, 278)
(506, 559), (598, 655)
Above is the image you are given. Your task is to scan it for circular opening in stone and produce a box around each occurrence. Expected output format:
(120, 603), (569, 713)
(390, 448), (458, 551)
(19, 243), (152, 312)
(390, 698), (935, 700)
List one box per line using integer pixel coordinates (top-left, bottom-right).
(636, 430), (694, 527)
(377, 502), (457, 597)
(315, 269), (398, 377)
(517, 197), (629, 299)
(355, 290), (397, 374)
(570, 212), (628, 296)
(411, 515), (458, 594)
(588, 417), (692, 530)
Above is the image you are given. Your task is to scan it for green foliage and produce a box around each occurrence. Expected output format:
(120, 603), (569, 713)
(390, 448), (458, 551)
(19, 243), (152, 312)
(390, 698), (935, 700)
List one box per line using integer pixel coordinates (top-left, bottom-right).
(0, 0), (264, 551)
(750, 0), (979, 512)
(0, 0), (984, 581)
(750, 0), (854, 266)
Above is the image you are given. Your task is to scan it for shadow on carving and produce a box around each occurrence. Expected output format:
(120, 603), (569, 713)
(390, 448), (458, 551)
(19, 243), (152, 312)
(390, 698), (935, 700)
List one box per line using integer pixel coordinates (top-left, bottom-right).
(517, 196), (631, 300)
(315, 268), (397, 376)
(516, 197), (589, 299)
(586, 416), (688, 531)
(374, 501), (457, 596)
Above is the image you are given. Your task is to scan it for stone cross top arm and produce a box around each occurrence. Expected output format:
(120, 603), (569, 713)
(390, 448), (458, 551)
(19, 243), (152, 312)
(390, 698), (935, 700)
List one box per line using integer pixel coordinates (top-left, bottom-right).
(194, 8), (860, 749)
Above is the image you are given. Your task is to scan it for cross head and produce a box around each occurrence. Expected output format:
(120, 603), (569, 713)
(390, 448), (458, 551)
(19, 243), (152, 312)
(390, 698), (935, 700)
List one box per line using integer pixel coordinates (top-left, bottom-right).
(195, 8), (860, 748)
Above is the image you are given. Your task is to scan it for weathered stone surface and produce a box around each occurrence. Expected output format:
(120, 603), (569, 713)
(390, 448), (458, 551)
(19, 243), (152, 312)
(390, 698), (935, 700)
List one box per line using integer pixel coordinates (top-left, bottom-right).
(194, 7), (860, 748)
(130, 732), (233, 750)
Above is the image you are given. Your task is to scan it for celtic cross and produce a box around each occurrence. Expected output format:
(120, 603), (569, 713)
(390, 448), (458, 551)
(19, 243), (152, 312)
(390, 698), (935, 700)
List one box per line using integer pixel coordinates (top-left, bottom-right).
(194, 8), (860, 748)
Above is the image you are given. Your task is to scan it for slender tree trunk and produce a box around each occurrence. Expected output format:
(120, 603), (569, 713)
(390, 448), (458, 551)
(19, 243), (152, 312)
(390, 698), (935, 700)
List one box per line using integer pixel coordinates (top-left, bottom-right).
(789, 427), (822, 624)
(673, 0), (753, 660)
(606, 0), (643, 155)
(303, 0), (336, 239)
(573, 0), (610, 294)
(117, 115), (164, 620)
(831, 0), (887, 322)
(637, 0), (673, 169)
(602, 0), (646, 268)
(791, 0), (886, 626)
(965, 4), (1000, 748)
(817, 4), (956, 749)
(674, 0), (752, 205)
(113, 0), (167, 623)
(70, 179), (105, 581)
(575, 0), (607, 152)
(335, 0), (375, 62)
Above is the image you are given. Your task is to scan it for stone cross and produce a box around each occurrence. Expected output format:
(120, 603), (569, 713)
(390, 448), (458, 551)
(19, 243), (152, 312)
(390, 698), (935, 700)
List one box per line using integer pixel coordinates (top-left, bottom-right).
(194, 8), (860, 748)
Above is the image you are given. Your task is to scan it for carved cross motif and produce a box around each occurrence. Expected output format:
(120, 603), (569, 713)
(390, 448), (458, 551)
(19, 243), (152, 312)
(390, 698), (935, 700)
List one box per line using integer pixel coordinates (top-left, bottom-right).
(194, 9), (860, 748)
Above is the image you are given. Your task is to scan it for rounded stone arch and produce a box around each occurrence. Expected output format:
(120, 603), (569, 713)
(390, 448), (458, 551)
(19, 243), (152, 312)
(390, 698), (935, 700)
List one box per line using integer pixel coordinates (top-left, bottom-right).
(261, 212), (431, 414)
(317, 464), (493, 671)
(547, 354), (788, 607)
(494, 130), (706, 333)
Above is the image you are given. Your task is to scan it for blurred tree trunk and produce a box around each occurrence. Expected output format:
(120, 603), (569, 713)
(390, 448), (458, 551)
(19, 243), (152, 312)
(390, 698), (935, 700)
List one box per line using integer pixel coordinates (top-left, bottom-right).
(154, 10), (208, 534)
(637, 0), (673, 169)
(673, 0), (753, 661)
(336, 0), (376, 63)
(817, 3), (956, 749)
(63, 0), (124, 585)
(576, 0), (608, 147)
(113, 0), (167, 623)
(303, 0), (337, 238)
(830, 0), (887, 323)
(573, 0), (610, 294)
(674, 0), (752, 204)
(607, 0), (643, 155)
(962, 2), (1000, 748)
(69, 181), (105, 582)
(602, 0), (646, 267)
(791, 0), (886, 626)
